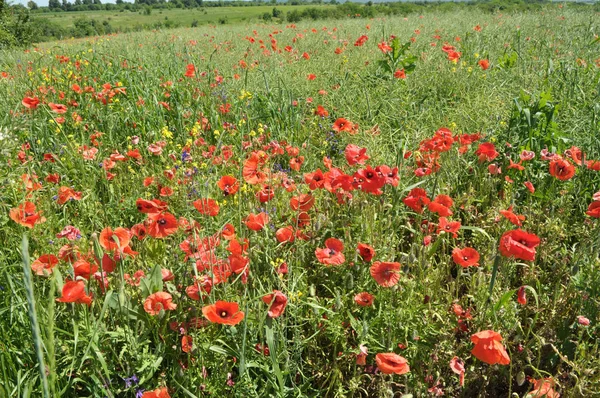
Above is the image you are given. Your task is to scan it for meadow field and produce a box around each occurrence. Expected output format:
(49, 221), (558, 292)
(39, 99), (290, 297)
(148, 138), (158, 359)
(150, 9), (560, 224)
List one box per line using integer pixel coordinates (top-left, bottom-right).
(35, 5), (336, 31)
(1, 5), (600, 397)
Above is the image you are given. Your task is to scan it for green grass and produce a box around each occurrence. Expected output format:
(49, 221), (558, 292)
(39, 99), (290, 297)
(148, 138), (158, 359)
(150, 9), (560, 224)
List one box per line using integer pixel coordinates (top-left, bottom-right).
(1, 5), (600, 397)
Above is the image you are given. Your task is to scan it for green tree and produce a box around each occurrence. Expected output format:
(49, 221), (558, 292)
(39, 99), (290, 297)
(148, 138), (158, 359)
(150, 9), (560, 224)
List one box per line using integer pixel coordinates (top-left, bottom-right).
(27, 1), (38, 10)
(0, 3), (33, 48)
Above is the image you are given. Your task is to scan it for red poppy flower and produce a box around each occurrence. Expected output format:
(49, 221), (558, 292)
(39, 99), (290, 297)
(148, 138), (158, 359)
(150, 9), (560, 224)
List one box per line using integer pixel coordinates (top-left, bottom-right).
(131, 223), (147, 240)
(202, 301), (245, 325)
(45, 173), (60, 184)
(452, 303), (473, 320)
(370, 261), (401, 287)
(354, 292), (375, 307)
(193, 198), (220, 216)
(500, 205), (526, 226)
(585, 160), (600, 171)
(437, 217), (461, 238)
(315, 238), (345, 266)
(31, 254), (59, 276)
(354, 35), (368, 47)
(332, 118), (355, 133)
(276, 226), (295, 243)
(289, 156), (305, 171)
(403, 188), (430, 213)
(470, 330), (510, 365)
(9, 201), (45, 228)
(184, 63), (195, 78)
(423, 127), (454, 152)
(21, 174), (42, 191)
(499, 229), (540, 261)
(99, 227), (131, 251)
(376, 165), (400, 187)
(326, 168), (353, 192)
(375, 353), (410, 375)
(564, 145), (583, 166)
(290, 194), (315, 211)
(394, 69), (406, 79)
(57, 186), (82, 205)
(452, 247), (480, 268)
(354, 166), (386, 195)
(345, 144), (370, 166)
(100, 253), (117, 273)
(182, 335), (193, 353)
(478, 59), (490, 70)
(146, 212), (178, 238)
(159, 187), (173, 197)
(143, 292), (177, 315)
(160, 268), (174, 282)
(243, 153), (268, 185)
(428, 194), (453, 216)
(357, 243), (375, 262)
(141, 387), (171, 398)
(447, 50), (461, 62)
(524, 181), (535, 193)
(217, 175), (239, 196)
(49, 102), (68, 114)
(136, 198), (168, 214)
(549, 157), (575, 181)
(586, 201), (600, 218)
(186, 275), (213, 300)
(22, 96), (40, 109)
(474, 142), (499, 162)
(529, 378), (559, 398)
(262, 290), (288, 318)
(56, 280), (92, 305)
(315, 105), (329, 117)
(245, 212), (269, 231)
(257, 185), (275, 203)
(228, 253), (249, 274)
(222, 223), (236, 240)
(304, 169), (325, 190)
(73, 259), (99, 279)
(377, 41), (392, 53)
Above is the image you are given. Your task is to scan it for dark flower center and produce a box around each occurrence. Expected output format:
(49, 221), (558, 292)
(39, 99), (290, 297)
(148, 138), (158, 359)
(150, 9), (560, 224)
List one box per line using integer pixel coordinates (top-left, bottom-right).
(220, 311), (228, 317)
(158, 218), (167, 225)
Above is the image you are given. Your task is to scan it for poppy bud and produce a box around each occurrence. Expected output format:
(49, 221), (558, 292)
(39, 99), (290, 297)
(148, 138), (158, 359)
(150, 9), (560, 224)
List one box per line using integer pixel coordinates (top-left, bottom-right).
(517, 286), (527, 305)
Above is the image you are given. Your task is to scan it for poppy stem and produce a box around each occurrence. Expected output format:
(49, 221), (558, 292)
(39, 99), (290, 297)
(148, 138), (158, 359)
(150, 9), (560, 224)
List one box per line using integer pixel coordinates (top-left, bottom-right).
(486, 249), (502, 321)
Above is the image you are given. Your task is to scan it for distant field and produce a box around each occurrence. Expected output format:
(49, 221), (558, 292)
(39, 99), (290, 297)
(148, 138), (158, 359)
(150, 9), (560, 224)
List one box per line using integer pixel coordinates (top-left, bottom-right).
(35, 5), (337, 30)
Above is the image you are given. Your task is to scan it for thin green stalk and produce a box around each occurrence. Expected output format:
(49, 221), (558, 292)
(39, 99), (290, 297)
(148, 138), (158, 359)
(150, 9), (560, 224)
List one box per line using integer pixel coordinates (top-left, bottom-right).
(21, 234), (50, 398)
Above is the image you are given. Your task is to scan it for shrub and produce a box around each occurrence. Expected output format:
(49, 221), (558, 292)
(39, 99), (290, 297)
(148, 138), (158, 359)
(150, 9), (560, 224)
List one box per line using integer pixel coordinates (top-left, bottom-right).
(286, 9), (302, 23)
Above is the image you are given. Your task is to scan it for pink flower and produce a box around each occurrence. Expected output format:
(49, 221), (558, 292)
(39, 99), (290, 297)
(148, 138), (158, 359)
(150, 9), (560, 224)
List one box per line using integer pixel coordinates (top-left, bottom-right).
(450, 356), (465, 386)
(577, 316), (590, 326)
(56, 225), (82, 241)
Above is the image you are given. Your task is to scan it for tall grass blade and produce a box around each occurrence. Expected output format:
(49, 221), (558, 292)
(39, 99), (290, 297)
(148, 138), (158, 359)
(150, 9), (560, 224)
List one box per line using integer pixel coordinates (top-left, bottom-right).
(20, 234), (50, 398)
